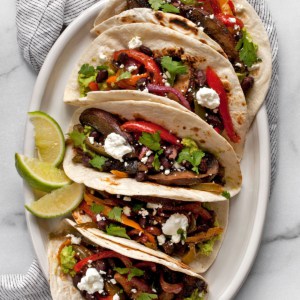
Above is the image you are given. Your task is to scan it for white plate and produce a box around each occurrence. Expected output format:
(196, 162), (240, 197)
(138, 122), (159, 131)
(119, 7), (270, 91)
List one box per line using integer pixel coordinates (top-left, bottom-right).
(23, 1), (270, 299)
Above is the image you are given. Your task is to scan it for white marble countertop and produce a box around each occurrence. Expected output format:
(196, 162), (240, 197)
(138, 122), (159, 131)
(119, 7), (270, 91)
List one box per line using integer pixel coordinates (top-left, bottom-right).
(1, 0), (299, 298)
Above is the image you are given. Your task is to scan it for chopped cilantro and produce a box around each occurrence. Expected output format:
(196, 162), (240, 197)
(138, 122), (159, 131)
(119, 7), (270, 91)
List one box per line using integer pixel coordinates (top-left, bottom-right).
(89, 155), (107, 170)
(68, 130), (86, 148)
(149, 0), (164, 10)
(108, 207), (123, 222)
(177, 147), (205, 174)
(235, 29), (259, 67)
(152, 153), (161, 171)
(161, 56), (188, 85)
(114, 267), (145, 281)
(137, 293), (158, 300)
(78, 64), (96, 77)
(117, 71), (132, 82)
(90, 203), (104, 214)
(221, 191), (231, 200)
(177, 228), (187, 241)
(106, 224), (130, 239)
(60, 246), (77, 277)
(184, 289), (205, 300)
(139, 132), (161, 152)
(161, 3), (180, 13)
(133, 202), (144, 212)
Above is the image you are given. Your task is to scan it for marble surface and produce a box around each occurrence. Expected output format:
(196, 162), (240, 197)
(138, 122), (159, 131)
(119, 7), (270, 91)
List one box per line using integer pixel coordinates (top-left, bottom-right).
(0, 0), (299, 298)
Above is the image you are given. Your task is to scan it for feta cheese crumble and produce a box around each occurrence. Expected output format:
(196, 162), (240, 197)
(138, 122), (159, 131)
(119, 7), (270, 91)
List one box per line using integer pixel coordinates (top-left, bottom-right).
(128, 36), (143, 49)
(123, 196), (131, 201)
(96, 214), (106, 222)
(123, 206), (131, 216)
(146, 203), (163, 209)
(157, 234), (166, 245)
(98, 46), (112, 64)
(196, 87), (220, 109)
(138, 208), (149, 218)
(77, 268), (104, 294)
(113, 294), (120, 300)
(104, 133), (132, 161)
(66, 234), (81, 245)
(162, 213), (189, 244)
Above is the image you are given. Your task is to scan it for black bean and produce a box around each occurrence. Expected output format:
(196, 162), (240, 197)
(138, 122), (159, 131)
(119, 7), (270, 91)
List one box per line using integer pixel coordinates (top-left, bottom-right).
(241, 76), (254, 94)
(136, 171), (147, 182)
(136, 77), (148, 90)
(72, 274), (82, 288)
(96, 70), (108, 83)
(139, 45), (153, 57)
(195, 69), (206, 87)
(93, 259), (107, 272)
(206, 113), (224, 132)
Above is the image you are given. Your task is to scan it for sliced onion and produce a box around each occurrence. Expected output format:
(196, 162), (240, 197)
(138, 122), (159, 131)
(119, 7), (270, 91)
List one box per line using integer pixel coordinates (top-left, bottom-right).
(147, 84), (191, 110)
(160, 272), (183, 294)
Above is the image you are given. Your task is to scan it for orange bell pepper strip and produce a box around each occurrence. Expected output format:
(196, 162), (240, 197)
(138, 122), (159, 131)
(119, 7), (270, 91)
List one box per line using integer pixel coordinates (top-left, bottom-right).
(185, 227), (223, 243)
(217, 0), (233, 15)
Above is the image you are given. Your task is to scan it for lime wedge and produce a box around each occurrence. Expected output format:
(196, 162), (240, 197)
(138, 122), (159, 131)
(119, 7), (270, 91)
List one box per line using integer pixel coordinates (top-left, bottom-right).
(28, 111), (65, 166)
(25, 183), (84, 218)
(15, 153), (71, 192)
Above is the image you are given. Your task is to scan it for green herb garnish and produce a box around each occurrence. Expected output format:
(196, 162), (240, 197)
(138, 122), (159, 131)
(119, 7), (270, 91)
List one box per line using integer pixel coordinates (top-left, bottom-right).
(108, 207), (123, 222)
(114, 267), (145, 280)
(117, 71), (132, 82)
(89, 155), (107, 170)
(139, 132), (161, 152)
(148, 0), (179, 13)
(161, 56), (188, 85)
(90, 203), (104, 214)
(106, 224), (130, 239)
(137, 293), (158, 300)
(221, 191), (231, 200)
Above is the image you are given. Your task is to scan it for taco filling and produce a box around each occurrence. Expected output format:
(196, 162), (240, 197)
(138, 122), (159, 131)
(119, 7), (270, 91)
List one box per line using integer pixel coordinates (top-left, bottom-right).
(75, 189), (224, 264)
(69, 108), (226, 187)
(78, 44), (240, 143)
(124, 0), (259, 92)
(57, 234), (208, 299)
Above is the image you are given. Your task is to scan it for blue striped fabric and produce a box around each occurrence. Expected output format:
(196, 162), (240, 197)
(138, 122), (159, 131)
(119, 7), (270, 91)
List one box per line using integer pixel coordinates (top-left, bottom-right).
(2, 0), (278, 299)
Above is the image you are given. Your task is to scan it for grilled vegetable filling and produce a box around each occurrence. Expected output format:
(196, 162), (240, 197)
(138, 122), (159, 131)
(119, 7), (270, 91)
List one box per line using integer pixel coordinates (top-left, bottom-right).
(58, 236), (208, 299)
(77, 42), (241, 139)
(76, 190), (224, 262)
(70, 108), (226, 187)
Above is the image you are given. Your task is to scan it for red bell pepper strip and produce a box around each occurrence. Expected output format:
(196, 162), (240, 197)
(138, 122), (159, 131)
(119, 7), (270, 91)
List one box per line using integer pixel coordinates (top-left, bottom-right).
(228, 0), (236, 14)
(206, 67), (240, 143)
(88, 81), (99, 91)
(209, 0), (222, 14)
(215, 13), (244, 28)
(74, 250), (132, 272)
(120, 121), (181, 146)
(113, 50), (163, 85)
(147, 84), (191, 110)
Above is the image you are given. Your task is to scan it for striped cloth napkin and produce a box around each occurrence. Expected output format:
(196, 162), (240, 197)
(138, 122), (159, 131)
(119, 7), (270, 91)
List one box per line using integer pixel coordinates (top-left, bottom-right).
(0, 0), (278, 299)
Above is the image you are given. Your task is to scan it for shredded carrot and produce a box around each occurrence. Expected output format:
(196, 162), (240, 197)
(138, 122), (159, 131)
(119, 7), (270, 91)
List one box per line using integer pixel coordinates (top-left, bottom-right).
(111, 170), (129, 178)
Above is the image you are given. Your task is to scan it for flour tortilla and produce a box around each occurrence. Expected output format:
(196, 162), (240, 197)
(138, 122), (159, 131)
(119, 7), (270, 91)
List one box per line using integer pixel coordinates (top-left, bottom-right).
(63, 100), (242, 202)
(73, 201), (228, 273)
(64, 23), (247, 158)
(48, 219), (208, 299)
(92, 0), (272, 125)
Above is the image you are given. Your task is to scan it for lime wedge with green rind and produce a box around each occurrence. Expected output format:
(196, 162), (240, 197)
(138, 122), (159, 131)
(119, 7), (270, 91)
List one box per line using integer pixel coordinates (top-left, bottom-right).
(25, 183), (84, 218)
(15, 153), (71, 192)
(28, 111), (65, 167)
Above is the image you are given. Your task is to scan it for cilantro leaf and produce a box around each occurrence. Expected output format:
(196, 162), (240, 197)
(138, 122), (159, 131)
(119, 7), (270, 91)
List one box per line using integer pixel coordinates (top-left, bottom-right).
(78, 64), (96, 77)
(152, 153), (161, 171)
(184, 289), (205, 300)
(133, 202), (144, 212)
(114, 267), (144, 281)
(161, 3), (180, 13)
(117, 71), (132, 82)
(177, 148), (205, 174)
(139, 132), (161, 152)
(177, 228), (187, 241)
(68, 130), (86, 148)
(90, 203), (104, 214)
(149, 0), (164, 10)
(137, 293), (158, 300)
(221, 191), (231, 200)
(89, 155), (107, 170)
(235, 29), (259, 67)
(108, 207), (123, 222)
(106, 224), (130, 239)
(161, 56), (188, 85)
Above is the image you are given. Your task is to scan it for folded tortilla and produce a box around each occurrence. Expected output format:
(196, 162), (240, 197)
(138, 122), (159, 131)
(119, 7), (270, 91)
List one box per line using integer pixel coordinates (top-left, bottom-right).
(63, 100), (242, 202)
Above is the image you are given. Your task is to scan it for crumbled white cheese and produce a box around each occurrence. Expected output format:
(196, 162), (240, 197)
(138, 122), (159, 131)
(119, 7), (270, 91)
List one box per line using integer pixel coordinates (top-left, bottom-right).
(235, 62), (242, 68)
(96, 214), (106, 222)
(123, 196), (131, 202)
(142, 87), (149, 93)
(229, 17), (236, 23)
(235, 4), (244, 13)
(123, 206), (131, 216)
(164, 169), (170, 175)
(146, 150), (152, 157)
(157, 234), (166, 246)
(162, 213), (189, 244)
(146, 203), (163, 209)
(141, 156), (148, 164)
(234, 24), (240, 31)
(66, 234), (81, 245)
(138, 208), (149, 218)
(131, 289), (137, 293)
(88, 136), (95, 145)
(160, 165), (164, 171)
(99, 270), (106, 274)
(104, 133), (132, 162)
(128, 36), (143, 49)
(77, 268), (104, 294)
(209, 14), (214, 19)
(113, 294), (120, 300)
(128, 65), (138, 72)
(248, 63), (260, 71)
(196, 87), (220, 109)
(110, 279), (117, 285)
(119, 64), (124, 69)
